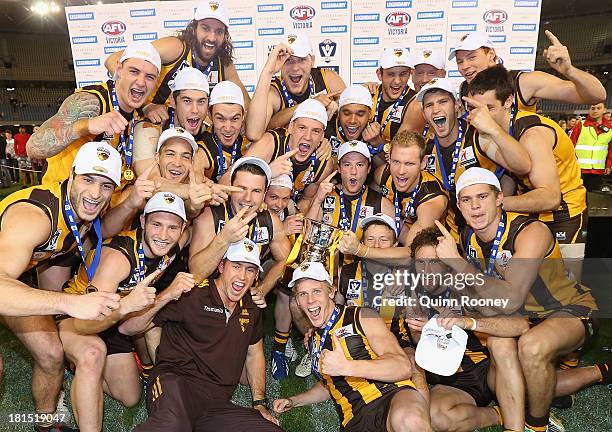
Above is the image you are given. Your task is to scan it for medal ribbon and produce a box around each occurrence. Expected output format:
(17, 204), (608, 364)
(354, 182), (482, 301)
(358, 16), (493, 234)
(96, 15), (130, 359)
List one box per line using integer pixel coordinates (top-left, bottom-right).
(339, 185), (365, 232)
(63, 194), (102, 283)
(110, 84), (136, 172)
(466, 211), (507, 276)
(310, 306), (340, 379)
(280, 77), (315, 107)
(434, 119), (464, 191)
(215, 133), (241, 178)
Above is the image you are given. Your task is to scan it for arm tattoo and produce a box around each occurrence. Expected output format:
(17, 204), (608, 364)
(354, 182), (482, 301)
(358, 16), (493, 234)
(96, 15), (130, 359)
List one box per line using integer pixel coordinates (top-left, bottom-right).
(27, 92), (101, 159)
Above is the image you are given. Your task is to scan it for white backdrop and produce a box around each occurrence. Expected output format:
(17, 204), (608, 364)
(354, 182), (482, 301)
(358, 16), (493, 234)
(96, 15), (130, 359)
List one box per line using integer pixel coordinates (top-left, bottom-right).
(66, 0), (542, 90)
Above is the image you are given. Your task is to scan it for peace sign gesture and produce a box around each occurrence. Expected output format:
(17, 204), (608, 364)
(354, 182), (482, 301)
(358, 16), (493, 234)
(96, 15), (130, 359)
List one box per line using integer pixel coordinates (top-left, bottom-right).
(542, 30), (573, 76)
(434, 220), (462, 264)
(220, 206), (259, 244)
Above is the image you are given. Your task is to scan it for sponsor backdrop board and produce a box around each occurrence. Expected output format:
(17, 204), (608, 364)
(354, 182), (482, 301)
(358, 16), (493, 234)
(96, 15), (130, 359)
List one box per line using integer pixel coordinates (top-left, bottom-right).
(66, 0), (541, 91)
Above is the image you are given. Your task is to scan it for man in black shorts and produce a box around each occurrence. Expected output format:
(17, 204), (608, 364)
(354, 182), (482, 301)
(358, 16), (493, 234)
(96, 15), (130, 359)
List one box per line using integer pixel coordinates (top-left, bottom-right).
(121, 238), (282, 431)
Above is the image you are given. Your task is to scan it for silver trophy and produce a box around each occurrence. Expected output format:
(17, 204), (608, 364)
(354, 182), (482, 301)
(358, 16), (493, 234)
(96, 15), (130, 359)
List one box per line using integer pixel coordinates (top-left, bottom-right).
(301, 218), (342, 264)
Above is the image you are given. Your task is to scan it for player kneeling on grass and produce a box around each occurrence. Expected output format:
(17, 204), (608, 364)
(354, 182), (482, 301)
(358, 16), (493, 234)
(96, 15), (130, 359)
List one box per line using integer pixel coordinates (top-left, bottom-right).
(274, 262), (432, 432)
(58, 192), (189, 432)
(122, 239), (282, 431)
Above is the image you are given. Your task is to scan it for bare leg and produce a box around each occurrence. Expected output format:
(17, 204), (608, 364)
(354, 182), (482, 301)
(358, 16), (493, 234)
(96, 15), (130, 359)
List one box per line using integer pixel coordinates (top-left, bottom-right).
(102, 353), (142, 408)
(429, 385), (498, 432)
(387, 388), (432, 432)
(555, 365), (602, 396)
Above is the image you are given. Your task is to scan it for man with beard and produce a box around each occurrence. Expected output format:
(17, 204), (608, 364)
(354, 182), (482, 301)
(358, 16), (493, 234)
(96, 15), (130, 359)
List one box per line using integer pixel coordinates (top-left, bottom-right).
(367, 48), (425, 157)
(326, 85), (372, 158)
(196, 81), (250, 182)
(306, 140), (394, 242)
(59, 192), (191, 432)
(466, 66), (587, 277)
(0, 142), (125, 431)
(245, 34), (346, 141)
(437, 167), (597, 432)
(122, 239), (282, 431)
(241, 99), (335, 208)
(449, 31), (606, 113)
(273, 262), (432, 432)
(29, 42), (161, 202)
(418, 78), (530, 239)
(190, 157), (291, 304)
(105, 0), (249, 124)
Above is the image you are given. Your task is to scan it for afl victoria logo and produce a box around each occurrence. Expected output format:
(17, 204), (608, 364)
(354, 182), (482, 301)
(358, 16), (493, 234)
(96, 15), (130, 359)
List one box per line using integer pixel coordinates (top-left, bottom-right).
(385, 12), (411, 27)
(483, 10), (508, 24)
(290, 5), (315, 21)
(101, 20), (126, 36)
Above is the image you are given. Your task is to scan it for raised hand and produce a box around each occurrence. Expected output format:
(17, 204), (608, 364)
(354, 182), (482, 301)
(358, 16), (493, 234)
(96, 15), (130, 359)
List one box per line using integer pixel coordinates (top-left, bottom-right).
(120, 269), (161, 315)
(220, 206), (259, 243)
(338, 230), (360, 255)
(269, 148), (297, 178)
(315, 170), (337, 202)
(462, 96), (503, 137)
(250, 284), (267, 309)
(315, 137), (332, 161)
(87, 111), (128, 136)
(127, 160), (158, 210)
(159, 272), (195, 302)
(542, 30), (573, 76)
(264, 43), (294, 75)
(143, 103), (170, 124)
(434, 220), (462, 263)
(320, 332), (352, 376)
(283, 214), (304, 236)
(64, 291), (121, 321)
(362, 121), (384, 145)
(188, 167), (213, 211)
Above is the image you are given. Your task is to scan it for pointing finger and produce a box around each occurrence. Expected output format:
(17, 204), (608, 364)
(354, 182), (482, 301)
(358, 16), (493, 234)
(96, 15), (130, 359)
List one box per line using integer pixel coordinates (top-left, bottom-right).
(544, 30), (561, 46)
(282, 148), (299, 160)
(141, 269), (162, 286)
(434, 220), (453, 238)
(141, 160), (158, 180)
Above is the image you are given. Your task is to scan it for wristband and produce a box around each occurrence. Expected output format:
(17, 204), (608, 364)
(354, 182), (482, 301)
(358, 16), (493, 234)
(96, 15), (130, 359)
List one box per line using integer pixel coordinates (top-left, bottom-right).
(252, 398), (268, 408)
(469, 317), (477, 331)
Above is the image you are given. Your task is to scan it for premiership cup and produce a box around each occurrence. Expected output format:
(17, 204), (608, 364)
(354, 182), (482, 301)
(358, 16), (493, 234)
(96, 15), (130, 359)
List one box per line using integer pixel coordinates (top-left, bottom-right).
(300, 217), (342, 264)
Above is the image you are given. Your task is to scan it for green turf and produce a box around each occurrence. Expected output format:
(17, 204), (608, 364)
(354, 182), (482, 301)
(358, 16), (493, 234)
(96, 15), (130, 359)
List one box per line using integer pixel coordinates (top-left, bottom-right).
(0, 310), (610, 431)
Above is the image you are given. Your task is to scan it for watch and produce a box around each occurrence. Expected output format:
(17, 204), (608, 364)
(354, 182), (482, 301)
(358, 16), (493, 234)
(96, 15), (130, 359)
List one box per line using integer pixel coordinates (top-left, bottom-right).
(252, 398), (268, 408)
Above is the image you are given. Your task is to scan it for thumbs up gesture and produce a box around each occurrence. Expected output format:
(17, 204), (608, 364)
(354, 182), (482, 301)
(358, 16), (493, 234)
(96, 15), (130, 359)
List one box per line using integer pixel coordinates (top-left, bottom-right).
(320, 331), (352, 376)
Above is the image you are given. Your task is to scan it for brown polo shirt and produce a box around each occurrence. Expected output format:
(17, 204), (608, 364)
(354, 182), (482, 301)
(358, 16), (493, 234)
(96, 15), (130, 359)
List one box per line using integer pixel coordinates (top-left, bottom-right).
(153, 278), (263, 401)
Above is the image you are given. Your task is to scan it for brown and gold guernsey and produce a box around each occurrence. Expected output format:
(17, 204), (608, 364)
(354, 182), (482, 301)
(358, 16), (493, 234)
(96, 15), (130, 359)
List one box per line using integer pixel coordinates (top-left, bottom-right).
(424, 118), (502, 239)
(510, 111), (586, 224)
(370, 85), (417, 143)
(64, 227), (178, 295)
(268, 128), (331, 200)
(271, 68), (330, 110)
(312, 305), (415, 427)
(197, 131), (249, 181)
(460, 69), (536, 113)
(41, 80), (137, 206)
(321, 186), (385, 239)
(150, 41), (225, 106)
(378, 167), (447, 232)
(339, 261), (413, 349)
(460, 211), (596, 318)
(210, 202), (275, 259)
(0, 181), (77, 271)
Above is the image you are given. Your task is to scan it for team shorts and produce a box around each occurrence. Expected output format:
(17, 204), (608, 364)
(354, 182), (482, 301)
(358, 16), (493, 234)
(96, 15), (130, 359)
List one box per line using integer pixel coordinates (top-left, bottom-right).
(342, 387), (416, 432)
(427, 359), (493, 407)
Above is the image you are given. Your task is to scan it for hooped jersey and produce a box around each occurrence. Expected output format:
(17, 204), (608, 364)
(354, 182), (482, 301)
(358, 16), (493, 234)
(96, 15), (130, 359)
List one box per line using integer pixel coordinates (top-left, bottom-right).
(0, 181), (77, 271)
(378, 167), (447, 231)
(510, 111), (586, 223)
(271, 68), (330, 111)
(210, 202), (275, 259)
(424, 118), (503, 239)
(311, 305), (415, 426)
(150, 41), (225, 106)
(339, 261), (413, 349)
(64, 227), (178, 295)
(197, 131), (250, 181)
(370, 85), (417, 143)
(460, 211), (596, 318)
(42, 80), (137, 204)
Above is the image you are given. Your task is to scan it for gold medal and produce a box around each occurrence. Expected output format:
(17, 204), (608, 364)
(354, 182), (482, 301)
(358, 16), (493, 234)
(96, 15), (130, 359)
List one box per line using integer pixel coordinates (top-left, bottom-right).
(123, 168), (135, 181)
(86, 285), (98, 293)
(383, 143), (390, 155)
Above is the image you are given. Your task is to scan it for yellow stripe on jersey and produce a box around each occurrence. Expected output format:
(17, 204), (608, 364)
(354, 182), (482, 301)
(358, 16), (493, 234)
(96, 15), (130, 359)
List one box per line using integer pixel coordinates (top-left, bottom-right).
(370, 85), (417, 143)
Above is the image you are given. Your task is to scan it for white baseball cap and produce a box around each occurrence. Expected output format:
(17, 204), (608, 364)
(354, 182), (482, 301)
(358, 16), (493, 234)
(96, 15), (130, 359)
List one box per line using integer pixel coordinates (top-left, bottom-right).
(168, 67), (209, 94)
(209, 80), (245, 109)
(288, 261), (332, 288)
(379, 47), (413, 70)
(284, 33), (313, 58)
(448, 32), (494, 60)
(156, 127), (199, 155)
(338, 140), (371, 162)
(291, 98), (328, 129)
(416, 78), (458, 103)
(231, 156), (272, 186)
(194, 0), (230, 28)
(360, 213), (397, 234)
(339, 85), (373, 109)
(72, 141), (122, 186)
(413, 49), (446, 70)
(269, 174), (294, 190)
(455, 167), (501, 199)
(223, 238), (263, 271)
(415, 317), (468, 376)
(119, 41), (161, 73)
(144, 192), (187, 222)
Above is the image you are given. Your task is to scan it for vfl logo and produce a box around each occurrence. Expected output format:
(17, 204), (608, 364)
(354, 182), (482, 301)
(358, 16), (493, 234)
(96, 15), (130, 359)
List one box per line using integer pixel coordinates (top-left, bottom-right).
(101, 20), (126, 36)
(483, 9), (508, 24)
(386, 12), (411, 27)
(290, 5), (316, 21)
(319, 39), (337, 63)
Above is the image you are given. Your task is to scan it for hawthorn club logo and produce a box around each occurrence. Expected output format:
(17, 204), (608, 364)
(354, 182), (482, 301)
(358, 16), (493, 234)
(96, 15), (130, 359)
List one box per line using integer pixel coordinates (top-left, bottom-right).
(300, 263), (310, 272)
(423, 50), (432, 58)
(460, 33), (470, 42)
(287, 34), (297, 45)
(244, 241), (254, 253)
(209, 1), (219, 12)
(394, 48), (404, 57)
(97, 147), (110, 161)
(164, 194), (175, 204)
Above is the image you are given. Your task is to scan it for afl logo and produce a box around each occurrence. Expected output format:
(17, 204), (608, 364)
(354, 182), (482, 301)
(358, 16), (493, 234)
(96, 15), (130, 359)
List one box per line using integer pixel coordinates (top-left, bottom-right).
(101, 20), (126, 36)
(483, 10), (508, 25)
(386, 12), (411, 27)
(290, 5), (315, 21)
